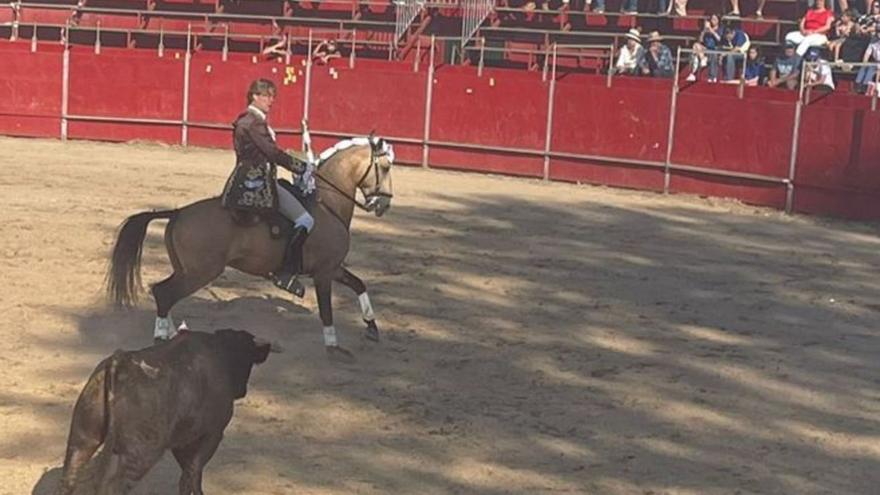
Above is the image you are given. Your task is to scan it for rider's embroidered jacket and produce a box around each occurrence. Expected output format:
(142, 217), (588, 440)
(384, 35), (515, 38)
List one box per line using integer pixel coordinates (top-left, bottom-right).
(221, 106), (306, 212)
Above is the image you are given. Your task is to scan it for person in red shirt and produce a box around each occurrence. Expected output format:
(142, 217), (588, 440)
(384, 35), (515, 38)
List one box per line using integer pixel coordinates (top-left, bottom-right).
(785, 0), (835, 56)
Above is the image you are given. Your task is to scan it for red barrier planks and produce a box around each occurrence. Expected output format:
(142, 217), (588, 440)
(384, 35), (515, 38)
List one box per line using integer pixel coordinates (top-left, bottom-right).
(427, 66), (546, 177)
(0, 43), (63, 137)
(308, 62), (425, 140)
(67, 46), (186, 142)
(672, 90), (795, 179)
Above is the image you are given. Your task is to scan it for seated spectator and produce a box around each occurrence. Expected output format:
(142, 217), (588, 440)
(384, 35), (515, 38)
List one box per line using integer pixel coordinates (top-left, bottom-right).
(856, 1), (879, 37)
(804, 46), (836, 90)
(768, 42), (802, 89)
(854, 34), (880, 93)
(828, 10), (857, 61)
(312, 39), (342, 65)
(785, 0), (835, 57)
(615, 29), (644, 75)
(686, 39), (708, 81)
(728, 0), (766, 18)
(699, 13), (724, 82)
(668, 0), (688, 16)
(639, 31), (675, 78)
(590, 0), (636, 14)
(719, 21), (751, 82)
(744, 46), (767, 85)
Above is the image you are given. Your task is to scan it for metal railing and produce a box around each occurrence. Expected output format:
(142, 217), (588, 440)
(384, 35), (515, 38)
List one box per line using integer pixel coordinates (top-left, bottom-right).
(461, 0), (492, 48)
(393, 0), (424, 43)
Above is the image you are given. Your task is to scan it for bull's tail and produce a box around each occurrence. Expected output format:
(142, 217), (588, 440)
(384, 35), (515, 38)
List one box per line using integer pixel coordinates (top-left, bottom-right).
(106, 209), (178, 307)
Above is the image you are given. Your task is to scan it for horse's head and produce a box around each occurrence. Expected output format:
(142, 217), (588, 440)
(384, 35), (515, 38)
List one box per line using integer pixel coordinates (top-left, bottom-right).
(359, 135), (394, 217)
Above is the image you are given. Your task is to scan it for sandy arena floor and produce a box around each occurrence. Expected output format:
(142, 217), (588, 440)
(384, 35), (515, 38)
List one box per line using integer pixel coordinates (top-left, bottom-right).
(0, 136), (878, 495)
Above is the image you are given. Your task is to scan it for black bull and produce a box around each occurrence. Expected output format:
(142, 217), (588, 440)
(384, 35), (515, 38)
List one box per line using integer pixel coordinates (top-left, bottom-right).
(60, 329), (273, 495)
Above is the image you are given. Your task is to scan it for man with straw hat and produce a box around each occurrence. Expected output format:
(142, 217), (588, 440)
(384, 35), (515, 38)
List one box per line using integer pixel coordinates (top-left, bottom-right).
(615, 28), (645, 75)
(640, 31), (675, 78)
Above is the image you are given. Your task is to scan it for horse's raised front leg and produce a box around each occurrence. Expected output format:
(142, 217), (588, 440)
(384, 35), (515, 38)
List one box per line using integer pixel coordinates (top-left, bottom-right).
(334, 267), (379, 342)
(314, 275), (355, 362)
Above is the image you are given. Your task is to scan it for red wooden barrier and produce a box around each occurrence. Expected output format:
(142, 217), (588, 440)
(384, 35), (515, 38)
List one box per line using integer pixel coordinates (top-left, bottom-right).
(67, 46), (186, 143)
(428, 66), (546, 177)
(0, 42), (63, 138)
(550, 75), (670, 191)
(0, 40), (877, 221)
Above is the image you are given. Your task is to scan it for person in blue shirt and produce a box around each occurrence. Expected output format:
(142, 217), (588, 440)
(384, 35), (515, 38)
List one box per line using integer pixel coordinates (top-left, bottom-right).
(639, 31), (676, 78)
(701, 14), (724, 81)
(743, 46), (767, 85)
(768, 42), (803, 89)
(719, 21), (751, 81)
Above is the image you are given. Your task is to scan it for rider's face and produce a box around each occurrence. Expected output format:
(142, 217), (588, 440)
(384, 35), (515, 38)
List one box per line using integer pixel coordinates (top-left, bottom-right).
(252, 91), (276, 113)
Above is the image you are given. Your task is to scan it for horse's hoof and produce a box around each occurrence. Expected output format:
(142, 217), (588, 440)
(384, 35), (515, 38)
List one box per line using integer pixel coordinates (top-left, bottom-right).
(364, 320), (380, 342)
(325, 345), (356, 363)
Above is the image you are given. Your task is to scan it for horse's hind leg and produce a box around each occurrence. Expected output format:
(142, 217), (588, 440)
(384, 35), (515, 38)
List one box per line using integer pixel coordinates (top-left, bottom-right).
(150, 267), (222, 340)
(334, 267), (379, 342)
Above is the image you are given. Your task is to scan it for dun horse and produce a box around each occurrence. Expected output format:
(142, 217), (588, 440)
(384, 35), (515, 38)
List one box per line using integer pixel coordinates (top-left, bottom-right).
(107, 137), (394, 360)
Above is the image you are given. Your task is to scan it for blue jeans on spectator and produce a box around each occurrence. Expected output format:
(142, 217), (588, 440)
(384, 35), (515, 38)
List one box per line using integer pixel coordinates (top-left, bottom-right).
(657, 0), (668, 13)
(592, 0), (605, 11)
(621, 0), (638, 12)
(724, 53), (744, 81)
(708, 54), (720, 80)
(855, 64), (877, 88)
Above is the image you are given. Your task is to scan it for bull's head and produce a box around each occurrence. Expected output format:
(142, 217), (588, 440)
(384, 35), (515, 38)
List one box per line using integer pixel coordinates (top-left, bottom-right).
(214, 329), (280, 399)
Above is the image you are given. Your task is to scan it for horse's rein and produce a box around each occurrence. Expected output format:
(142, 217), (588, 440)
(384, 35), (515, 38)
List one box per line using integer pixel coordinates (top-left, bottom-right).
(312, 145), (391, 212)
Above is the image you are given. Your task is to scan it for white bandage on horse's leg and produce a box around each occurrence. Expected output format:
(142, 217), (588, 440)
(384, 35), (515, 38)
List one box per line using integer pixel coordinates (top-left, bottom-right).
(358, 292), (375, 321)
(322, 326), (338, 347)
(153, 316), (175, 339)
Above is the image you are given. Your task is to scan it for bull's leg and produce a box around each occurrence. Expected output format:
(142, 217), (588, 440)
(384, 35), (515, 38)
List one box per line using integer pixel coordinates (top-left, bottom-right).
(334, 267), (380, 342)
(314, 275), (354, 362)
(151, 267), (222, 341)
(172, 432), (224, 495)
(60, 440), (101, 495)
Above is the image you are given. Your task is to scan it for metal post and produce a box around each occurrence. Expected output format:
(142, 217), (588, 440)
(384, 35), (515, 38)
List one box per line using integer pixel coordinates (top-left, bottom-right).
(738, 51), (745, 99)
(872, 63), (878, 112)
(61, 37), (70, 141)
(541, 42), (549, 82)
(221, 25), (228, 62)
(94, 21), (100, 54)
(304, 30), (313, 122)
(285, 32), (291, 65)
(414, 35), (421, 73)
(159, 25), (165, 57)
(543, 43), (557, 181)
(181, 25), (192, 146)
(31, 21), (36, 52)
(477, 36), (485, 77)
(606, 43), (614, 88)
(421, 35), (435, 168)
(349, 28), (356, 69)
(785, 62), (810, 214)
(664, 47), (682, 194)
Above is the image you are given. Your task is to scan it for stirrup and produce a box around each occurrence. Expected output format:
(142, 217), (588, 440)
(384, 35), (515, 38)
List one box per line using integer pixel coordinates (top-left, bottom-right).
(273, 272), (305, 298)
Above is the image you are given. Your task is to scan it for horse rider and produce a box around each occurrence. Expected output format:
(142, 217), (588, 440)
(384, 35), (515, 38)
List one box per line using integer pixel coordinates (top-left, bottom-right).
(221, 78), (313, 295)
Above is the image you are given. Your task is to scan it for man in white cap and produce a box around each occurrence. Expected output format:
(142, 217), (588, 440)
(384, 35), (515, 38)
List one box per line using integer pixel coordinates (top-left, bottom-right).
(614, 28), (644, 75)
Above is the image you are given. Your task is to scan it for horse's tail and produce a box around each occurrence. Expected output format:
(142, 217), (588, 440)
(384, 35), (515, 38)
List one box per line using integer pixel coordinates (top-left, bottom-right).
(106, 209), (178, 307)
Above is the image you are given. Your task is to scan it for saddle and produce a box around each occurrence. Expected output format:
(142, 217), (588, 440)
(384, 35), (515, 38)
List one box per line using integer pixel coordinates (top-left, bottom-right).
(228, 179), (316, 240)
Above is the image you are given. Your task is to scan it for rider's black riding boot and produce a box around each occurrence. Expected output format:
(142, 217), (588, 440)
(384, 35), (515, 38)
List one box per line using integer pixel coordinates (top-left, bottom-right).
(272, 226), (308, 298)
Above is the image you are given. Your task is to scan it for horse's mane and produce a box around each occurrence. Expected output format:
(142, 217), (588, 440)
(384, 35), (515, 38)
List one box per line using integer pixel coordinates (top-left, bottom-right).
(316, 137), (395, 167)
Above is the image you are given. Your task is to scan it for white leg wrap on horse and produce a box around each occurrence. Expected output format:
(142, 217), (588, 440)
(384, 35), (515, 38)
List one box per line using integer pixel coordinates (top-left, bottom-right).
(153, 316), (175, 339)
(358, 292), (375, 321)
(323, 326), (338, 347)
